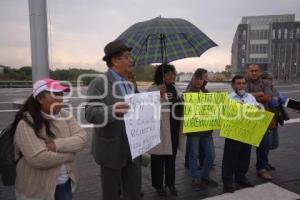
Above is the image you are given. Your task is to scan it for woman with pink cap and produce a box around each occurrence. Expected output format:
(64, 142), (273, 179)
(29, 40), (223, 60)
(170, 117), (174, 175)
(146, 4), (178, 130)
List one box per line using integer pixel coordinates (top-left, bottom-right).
(12, 78), (87, 200)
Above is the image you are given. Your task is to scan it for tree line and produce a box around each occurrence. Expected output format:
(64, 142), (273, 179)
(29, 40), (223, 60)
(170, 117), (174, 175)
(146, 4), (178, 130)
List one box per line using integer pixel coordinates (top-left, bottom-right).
(0, 64), (232, 85)
(0, 65), (100, 86)
(0, 65), (156, 85)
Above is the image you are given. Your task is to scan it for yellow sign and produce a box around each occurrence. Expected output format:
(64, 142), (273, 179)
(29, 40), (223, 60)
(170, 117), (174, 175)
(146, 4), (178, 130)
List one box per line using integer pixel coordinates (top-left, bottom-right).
(183, 92), (228, 133)
(183, 93), (274, 147)
(219, 99), (274, 147)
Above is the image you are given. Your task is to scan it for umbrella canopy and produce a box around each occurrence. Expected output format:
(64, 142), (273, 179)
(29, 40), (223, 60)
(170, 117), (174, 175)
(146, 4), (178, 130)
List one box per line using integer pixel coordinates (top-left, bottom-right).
(117, 17), (217, 67)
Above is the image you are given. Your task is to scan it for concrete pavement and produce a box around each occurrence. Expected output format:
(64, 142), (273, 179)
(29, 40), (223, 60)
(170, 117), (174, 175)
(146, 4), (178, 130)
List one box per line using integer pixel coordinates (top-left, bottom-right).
(0, 83), (299, 200)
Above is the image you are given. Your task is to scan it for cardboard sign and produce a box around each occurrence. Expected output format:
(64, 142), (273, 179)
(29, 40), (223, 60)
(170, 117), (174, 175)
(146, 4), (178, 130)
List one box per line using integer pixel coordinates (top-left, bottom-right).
(124, 91), (161, 159)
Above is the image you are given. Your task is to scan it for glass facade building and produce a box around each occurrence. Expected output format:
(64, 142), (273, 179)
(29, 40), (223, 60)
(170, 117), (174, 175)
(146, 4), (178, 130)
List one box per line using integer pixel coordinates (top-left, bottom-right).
(231, 14), (300, 81)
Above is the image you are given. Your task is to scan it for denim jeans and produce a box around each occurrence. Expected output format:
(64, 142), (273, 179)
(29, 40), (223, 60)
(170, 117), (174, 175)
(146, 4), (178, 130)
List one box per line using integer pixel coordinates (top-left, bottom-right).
(269, 127), (279, 150)
(55, 179), (72, 200)
(256, 131), (271, 171)
(187, 134), (215, 180)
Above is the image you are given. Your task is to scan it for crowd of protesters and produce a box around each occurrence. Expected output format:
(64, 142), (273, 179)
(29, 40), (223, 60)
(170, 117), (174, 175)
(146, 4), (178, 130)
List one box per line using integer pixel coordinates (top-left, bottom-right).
(4, 40), (292, 200)
(84, 40), (289, 199)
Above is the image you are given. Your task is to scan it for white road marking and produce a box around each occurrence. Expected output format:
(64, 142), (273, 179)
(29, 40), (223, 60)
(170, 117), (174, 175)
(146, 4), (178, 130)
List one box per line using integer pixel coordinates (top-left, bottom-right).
(0, 106), (85, 113)
(285, 118), (300, 124)
(281, 90), (300, 94)
(0, 109), (18, 113)
(6, 94), (28, 96)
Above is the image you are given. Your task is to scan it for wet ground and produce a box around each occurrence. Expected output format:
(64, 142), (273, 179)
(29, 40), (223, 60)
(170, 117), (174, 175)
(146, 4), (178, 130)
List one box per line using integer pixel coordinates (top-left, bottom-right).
(0, 83), (299, 200)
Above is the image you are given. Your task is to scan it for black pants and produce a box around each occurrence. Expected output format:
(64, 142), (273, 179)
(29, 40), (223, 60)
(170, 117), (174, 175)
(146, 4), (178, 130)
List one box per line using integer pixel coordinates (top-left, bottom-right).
(151, 116), (180, 189)
(151, 154), (177, 189)
(222, 138), (252, 185)
(101, 159), (141, 200)
(55, 179), (72, 200)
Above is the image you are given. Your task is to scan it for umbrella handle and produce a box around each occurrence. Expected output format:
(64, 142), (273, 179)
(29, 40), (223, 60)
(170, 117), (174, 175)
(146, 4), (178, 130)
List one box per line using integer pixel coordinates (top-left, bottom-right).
(160, 34), (167, 84)
(160, 34), (167, 64)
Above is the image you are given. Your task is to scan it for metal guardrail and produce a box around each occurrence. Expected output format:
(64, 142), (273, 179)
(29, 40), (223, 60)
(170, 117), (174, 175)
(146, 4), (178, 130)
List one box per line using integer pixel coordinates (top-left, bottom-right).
(0, 81), (83, 88)
(0, 81), (32, 88)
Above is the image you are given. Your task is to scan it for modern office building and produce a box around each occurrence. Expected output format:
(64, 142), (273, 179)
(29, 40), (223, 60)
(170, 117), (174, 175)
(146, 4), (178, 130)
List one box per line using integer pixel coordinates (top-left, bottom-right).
(231, 14), (300, 81)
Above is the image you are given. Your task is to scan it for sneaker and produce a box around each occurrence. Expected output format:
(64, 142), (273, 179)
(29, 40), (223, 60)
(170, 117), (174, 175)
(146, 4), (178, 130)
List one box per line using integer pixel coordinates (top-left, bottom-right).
(223, 184), (235, 193)
(201, 178), (219, 187)
(257, 170), (272, 181)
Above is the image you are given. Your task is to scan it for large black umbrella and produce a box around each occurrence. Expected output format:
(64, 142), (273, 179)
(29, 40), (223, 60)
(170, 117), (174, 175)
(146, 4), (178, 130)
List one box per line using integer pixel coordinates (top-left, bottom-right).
(117, 17), (217, 66)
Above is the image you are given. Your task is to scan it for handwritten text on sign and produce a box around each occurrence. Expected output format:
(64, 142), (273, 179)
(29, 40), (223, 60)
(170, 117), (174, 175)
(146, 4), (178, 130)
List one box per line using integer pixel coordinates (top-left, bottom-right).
(220, 99), (274, 147)
(183, 92), (228, 133)
(183, 92), (274, 146)
(124, 91), (161, 159)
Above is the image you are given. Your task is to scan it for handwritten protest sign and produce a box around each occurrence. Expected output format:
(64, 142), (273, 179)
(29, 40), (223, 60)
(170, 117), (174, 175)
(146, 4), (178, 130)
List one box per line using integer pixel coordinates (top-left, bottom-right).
(220, 99), (274, 147)
(183, 92), (228, 133)
(124, 91), (161, 159)
(183, 92), (274, 147)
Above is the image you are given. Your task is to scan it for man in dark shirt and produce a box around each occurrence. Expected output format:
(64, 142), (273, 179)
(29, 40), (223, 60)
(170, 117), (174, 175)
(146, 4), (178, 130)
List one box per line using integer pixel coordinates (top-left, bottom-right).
(245, 63), (272, 181)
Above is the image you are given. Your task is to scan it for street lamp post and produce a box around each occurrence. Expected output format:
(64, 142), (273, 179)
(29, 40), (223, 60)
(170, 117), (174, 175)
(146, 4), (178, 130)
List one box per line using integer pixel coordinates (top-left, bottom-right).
(28, 0), (50, 82)
(295, 62), (298, 81)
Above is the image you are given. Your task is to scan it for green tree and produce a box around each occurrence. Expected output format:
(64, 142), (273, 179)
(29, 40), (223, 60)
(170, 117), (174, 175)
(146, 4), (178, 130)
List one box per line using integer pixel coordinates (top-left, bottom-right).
(134, 66), (155, 82)
(222, 65), (232, 80)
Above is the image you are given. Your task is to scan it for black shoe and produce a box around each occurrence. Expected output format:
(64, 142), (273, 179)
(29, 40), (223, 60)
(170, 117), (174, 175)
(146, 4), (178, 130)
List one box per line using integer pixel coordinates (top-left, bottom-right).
(167, 185), (178, 196)
(201, 178), (219, 187)
(211, 163), (216, 170)
(266, 163), (276, 171)
(184, 162), (189, 168)
(140, 191), (144, 198)
(223, 184), (235, 193)
(191, 178), (202, 187)
(156, 188), (167, 197)
(236, 179), (255, 188)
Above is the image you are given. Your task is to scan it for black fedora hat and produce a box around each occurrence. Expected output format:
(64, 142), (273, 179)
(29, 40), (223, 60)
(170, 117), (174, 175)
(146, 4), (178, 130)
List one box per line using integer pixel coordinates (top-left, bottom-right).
(102, 40), (132, 61)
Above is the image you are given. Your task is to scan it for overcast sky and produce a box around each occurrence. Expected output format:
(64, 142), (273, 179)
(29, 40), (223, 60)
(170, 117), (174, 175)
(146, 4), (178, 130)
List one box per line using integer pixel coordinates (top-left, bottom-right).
(0, 0), (299, 73)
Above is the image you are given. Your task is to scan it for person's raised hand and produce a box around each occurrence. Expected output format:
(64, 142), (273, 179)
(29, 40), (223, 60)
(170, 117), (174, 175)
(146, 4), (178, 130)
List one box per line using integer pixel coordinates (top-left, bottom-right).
(159, 84), (167, 98)
(113, 101), (130, 117)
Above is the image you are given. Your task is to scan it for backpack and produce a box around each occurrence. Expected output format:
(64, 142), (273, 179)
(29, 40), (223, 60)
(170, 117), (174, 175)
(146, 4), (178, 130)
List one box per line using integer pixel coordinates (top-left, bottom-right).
(0, 117), (32, 186)
(0, 123), (19, 186)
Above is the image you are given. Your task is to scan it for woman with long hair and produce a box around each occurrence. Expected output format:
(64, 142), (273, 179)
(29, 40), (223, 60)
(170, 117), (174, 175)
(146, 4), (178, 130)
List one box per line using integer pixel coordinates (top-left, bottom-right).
(148, 64), (182, 197)
(13, 78), (87, 200)
(185, 68), (218, 187)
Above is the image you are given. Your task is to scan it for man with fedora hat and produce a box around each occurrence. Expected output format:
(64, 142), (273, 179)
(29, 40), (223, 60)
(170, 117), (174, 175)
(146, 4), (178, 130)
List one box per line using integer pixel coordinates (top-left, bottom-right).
(85, 40), (141, 200)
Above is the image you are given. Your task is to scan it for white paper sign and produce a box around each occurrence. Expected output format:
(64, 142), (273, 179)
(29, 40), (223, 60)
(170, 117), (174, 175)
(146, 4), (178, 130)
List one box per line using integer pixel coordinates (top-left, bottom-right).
(124, 91), (161, 159)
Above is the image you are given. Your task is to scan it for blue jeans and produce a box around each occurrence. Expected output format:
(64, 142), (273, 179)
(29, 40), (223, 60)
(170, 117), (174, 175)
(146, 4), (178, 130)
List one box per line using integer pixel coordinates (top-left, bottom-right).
(269, 127), (279, 150)
(55, 179), (72, 200)
(187, 134), (215, 180)
(256, 131), (271, 171)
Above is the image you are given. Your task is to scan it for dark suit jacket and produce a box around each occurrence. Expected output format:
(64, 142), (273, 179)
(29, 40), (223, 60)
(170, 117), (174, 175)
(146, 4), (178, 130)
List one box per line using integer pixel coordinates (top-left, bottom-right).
(85, 70), (131, 169)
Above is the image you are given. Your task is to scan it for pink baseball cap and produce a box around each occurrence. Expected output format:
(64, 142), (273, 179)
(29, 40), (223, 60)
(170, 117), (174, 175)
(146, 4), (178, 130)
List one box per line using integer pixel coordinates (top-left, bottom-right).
(32, 78), (70, 98)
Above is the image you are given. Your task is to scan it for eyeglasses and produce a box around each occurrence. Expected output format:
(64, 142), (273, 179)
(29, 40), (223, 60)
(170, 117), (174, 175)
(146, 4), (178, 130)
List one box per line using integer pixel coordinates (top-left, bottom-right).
(118, 54), (132, 61)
